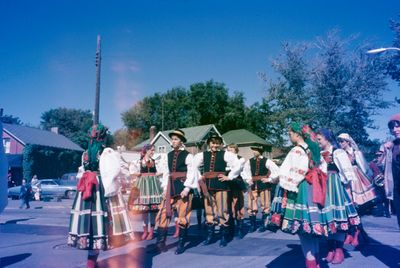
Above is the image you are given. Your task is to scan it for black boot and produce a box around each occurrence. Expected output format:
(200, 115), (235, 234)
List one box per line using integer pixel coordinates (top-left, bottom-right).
(175, 228), (187, 255)
(203, 224), (214, 245)
(155, 228), (168, 252)
(228, 217), (235, 238)
(236, 219), (244, 239)
(258, 214), (267, 232)
(249, 216), (257, 233)
(219, 226), (228, 248)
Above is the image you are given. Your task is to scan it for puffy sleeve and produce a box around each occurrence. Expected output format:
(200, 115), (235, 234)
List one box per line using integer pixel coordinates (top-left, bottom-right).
(129, 159), (141, 175)
(333, 149), (358, 184)
(193, 152), (204, 180)
(183, 154), (198, 190)
(224, 151), (241, 180)
(278, 146), (309, 193)
(266, 159), (280, 182)
(242, 160), (252, 185)
(155, 155), (169, 190)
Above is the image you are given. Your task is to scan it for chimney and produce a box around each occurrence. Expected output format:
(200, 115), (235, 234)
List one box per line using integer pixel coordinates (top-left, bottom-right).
(149, 126), (156, 141)
(50, 127), (59, 134)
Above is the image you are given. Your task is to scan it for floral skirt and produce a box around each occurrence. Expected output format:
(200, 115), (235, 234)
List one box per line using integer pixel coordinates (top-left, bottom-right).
(266, 180), (327, 236)
(68, 176), (134, 250)
(322, 172), (360, 233)
(130, 174), (163, 213)
(346, 166), (377, 206)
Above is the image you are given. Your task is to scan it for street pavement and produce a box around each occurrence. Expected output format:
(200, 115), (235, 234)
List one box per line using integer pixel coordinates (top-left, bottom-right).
(0, 198), (399, 268)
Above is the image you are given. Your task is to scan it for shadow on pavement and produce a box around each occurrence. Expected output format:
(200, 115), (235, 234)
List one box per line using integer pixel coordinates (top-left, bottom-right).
(1, 218), (33, 224)
(265, 244), (305, 268)
(357, 234), (400, 267)
(0, 253), (31, 267)
(0, 223), (68, 236)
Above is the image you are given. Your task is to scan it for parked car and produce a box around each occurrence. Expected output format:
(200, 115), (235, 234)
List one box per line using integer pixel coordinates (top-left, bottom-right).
(61, 172), (78, 181)
(8, 179), (77, 200)
(8, 184), (39, 200)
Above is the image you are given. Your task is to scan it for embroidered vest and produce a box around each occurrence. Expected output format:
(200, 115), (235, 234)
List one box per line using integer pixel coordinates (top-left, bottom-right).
(203, 151), (230, 191)
(250, 157), (271, 190)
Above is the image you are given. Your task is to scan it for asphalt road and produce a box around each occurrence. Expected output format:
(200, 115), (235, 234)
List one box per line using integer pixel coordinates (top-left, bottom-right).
(0, 199), (399, 268)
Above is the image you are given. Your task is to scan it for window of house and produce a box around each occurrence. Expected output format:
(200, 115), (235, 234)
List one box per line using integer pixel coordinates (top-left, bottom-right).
(3, 138), (10, 153)
(158, 146), (166, 153)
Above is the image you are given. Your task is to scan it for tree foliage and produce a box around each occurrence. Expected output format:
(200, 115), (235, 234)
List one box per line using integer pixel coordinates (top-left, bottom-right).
(1, 114), (22, 125)
(121, 80), (248, 140)
(40, 108), (93, 149)
(23, 144), (81, 179)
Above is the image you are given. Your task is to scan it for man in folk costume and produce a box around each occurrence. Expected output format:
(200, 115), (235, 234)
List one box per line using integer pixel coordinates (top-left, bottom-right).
(193, 133), (241, 247)
(381, 114), (400, 229)
(155, 129), (198, 254)
(242, 145), (279, 233)
(68, 124), (134, 268)
(225, 143), (246, 239)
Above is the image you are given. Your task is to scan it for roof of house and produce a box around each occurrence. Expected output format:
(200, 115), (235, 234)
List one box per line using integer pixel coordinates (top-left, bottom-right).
(133, 124), (220, 150)
(3, 123), (83, 151)
(222, 129), (269, 146)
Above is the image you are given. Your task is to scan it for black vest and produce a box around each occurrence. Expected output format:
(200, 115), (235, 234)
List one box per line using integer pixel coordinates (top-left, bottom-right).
(168, 150), (189, 196)
(250, 157), (271, 191)
(203, 151), (230, 191)
(140, 158), (157, 173)
(326, 150), (340, 173)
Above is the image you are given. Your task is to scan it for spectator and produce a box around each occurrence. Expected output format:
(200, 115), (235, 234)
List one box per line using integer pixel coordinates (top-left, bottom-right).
(381, 113), (400, 229)
(0, 121), (8, 213)
(19, 179), (32, 209)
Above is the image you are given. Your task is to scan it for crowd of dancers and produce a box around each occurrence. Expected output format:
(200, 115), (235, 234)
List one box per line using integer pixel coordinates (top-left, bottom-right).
(67, 113), (400, 268)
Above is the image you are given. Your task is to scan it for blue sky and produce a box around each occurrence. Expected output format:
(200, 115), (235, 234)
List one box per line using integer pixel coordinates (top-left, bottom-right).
(1, 0), (399, 141)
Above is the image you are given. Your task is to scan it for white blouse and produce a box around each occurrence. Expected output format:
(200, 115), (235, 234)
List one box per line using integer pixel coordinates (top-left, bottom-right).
(278, 143), (309, 193)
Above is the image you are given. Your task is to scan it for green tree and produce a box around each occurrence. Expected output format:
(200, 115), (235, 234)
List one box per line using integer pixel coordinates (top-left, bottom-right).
(40, 108), (93, 149)
(1, 114), (22, 125)
(310, 31), (390, 145)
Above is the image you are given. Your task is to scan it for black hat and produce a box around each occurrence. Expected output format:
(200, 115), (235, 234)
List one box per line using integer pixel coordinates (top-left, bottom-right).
(206, 132), (223, 144)
(168, 129), (187, 143)
(250, 145), (264, 153)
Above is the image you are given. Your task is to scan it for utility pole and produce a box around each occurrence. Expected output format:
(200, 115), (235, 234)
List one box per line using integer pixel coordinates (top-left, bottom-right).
(94, 35), (101, 125)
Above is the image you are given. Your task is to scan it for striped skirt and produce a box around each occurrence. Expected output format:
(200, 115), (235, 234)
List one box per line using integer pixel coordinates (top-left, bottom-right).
(68, 176), (134, 250)
(266, 180), (327, 236)
(130, 174), (163, 213)
(345, 166), (377, 206)
(322, 171), (360, 234)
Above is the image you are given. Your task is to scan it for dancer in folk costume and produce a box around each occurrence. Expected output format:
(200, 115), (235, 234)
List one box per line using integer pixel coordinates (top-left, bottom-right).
(316, 129), (360, 265)
(266, 123), (327, 268)
(154, 129), (198, 254)
(381, 114), (400, 229)
(337, 133), (376, 247)
(193, 133), (241, 247)
(225, 143), (247, 239)
(129, 144), (165, 241)
(68, 124), (134, 268)
(337, 133), (377, 207)
(242, 145), (279, 233)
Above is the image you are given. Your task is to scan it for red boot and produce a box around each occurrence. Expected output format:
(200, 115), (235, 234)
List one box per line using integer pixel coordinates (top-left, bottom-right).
(146, 226), (154, 240)
(173, 222), (180, 238)
(141, 225), (148, 241)
(305, 258), (318, 268)
(324, 250), (335, 263)
(87, 254), (98, 268)
(344, 234), (353, 245)
(351, 229), (360, 247)
(331, 247), (344, 264)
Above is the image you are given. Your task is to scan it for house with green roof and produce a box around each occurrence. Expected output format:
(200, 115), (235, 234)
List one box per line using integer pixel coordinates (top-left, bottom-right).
(133, 124), (222, 155)
(222, 129), (272, 160)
